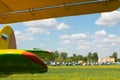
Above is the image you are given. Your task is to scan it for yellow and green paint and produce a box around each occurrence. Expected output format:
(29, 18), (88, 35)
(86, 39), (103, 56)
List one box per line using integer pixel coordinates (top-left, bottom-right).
(0, 25), (16, 49)
(0, 25), (51, 77)
(0, 49), (48, 74)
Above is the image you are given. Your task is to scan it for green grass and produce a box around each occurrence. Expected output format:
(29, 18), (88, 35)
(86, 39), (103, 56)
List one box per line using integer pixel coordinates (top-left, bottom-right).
(1, 65), (120, 80)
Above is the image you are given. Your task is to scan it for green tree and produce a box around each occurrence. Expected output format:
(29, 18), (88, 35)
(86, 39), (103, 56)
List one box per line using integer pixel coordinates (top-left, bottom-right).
(71, 56), (80, 62)
(87, 52), (92, 64)
(117, 58), (120, 62)
(60, 52), (67, 59)
(77, 55), (83, 60)
(92, 52), (98, 62)
(112, 52), (118, 62)
(64, 58), (72, 63)
(33, 48), (40, 50)
(55, 57), (63, 63)
(82, 56), (87, 63)
(70, 54), (83, 63)
(48, 51), (59, 61)
(54, 51), (59, 58)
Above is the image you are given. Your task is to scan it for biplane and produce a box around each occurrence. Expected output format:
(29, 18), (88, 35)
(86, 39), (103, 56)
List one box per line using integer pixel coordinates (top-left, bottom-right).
(0, 0), (119, 78)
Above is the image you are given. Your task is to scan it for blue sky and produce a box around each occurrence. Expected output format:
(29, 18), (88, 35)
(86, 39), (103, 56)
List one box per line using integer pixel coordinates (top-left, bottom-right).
(0, 9), (120, 58)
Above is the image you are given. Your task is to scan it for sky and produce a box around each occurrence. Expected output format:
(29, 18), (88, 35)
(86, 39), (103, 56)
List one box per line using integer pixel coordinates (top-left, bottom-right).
(0, 9), (120, 58)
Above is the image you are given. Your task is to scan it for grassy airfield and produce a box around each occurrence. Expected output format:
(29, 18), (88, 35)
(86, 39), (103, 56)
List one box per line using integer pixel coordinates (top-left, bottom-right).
(1, 65), (120, 80)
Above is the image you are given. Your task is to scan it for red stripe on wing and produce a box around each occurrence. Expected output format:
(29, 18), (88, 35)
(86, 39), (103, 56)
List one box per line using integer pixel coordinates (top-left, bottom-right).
(22, 51), (47, 68)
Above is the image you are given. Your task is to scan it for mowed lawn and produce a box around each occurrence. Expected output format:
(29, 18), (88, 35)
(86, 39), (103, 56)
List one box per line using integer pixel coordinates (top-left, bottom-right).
(1, 65), (120, 80)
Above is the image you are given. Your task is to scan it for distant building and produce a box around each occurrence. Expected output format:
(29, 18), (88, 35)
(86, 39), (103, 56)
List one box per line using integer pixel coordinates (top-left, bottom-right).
(98, 57), (115, 63)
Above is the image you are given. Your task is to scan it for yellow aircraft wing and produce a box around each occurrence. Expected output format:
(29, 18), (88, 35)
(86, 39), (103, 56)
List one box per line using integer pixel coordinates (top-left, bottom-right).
(0, 0), (119, 24)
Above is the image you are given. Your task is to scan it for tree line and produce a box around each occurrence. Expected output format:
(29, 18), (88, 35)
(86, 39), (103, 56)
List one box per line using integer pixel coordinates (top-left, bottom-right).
(43, 51), (120, 63)
(33, 48), (120, 63)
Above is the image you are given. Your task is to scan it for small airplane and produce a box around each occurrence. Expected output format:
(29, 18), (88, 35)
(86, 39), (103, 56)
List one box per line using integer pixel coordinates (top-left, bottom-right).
(0, 25), (51, 77)
(0, 0), (119, 78)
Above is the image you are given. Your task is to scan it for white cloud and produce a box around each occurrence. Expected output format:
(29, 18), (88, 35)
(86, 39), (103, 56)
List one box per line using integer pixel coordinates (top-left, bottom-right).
(15, 31), (34, 44)
(60, 34), (70, 39)
(23, 19), (57, 35)
(40, 44), (45, 47)
(15, 19), (70, 46)
(60, 33), (89, 50)
(60, 30), (120, 53)
(100, 34), (120, 43)
(71, 33), (87, 39)
(93, 30), (109, 43)
(23, 18), (58, 28)
(56, 23), (70, 30)
(79, 40), (85, 43)
(57, 28), (120, 58)
(93, 30), (120, 47)
(95, 30), (107, 36)
(26, 27), (45, 34)
(26, 27), (50, 35)
(77, 46), (90, 50)
(96, 45), (102, 48)
(95, 10), (120, 27)
(60, 33), (87, 40)
(15, 31), (22, 36)
(61, 40), (71, 44)
(93, 30), (110, 44)
(23, 18), (69, 31)
(77, 40), (93, 49)
(22, 18), (70, 36)
(108, 34), (117, 39)
(101, 38), (109, 42)
(111, 43), (116, 46)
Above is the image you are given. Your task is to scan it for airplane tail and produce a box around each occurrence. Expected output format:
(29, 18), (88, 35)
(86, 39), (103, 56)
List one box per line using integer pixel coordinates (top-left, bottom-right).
(0, 25), (16, 49)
